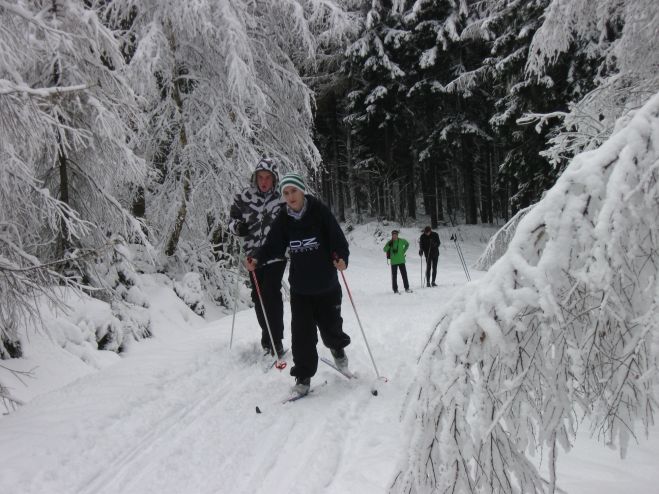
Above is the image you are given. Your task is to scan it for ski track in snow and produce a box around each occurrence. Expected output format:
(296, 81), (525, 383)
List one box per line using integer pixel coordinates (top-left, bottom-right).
(1, 225), (658, 493)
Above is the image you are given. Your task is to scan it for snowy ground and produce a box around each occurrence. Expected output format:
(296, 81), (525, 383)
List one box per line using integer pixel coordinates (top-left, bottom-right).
(0, 224), (657, 494)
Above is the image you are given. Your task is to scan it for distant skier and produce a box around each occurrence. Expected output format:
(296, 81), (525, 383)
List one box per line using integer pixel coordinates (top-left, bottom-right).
(419, 226), (440, 287)
(383, 230), (411, 293)
(246, 173), (351, 397)
(228, 157), (286, 358)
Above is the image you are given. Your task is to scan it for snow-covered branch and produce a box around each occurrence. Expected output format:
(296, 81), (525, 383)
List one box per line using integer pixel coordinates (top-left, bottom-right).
(393, 91), (659, 493)
(0, 80), (87, 97)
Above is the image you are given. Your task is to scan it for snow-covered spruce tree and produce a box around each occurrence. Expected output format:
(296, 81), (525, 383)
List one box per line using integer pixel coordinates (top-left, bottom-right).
(342, 1), (418, 221)
(524, 0), (659, 168)
(401, 0), (496, 225)
(392, 93), (659, 493)
(0, 1), (148, 355)
(474, 0), (564, 213)
(102, 0), (354, 302)
(306, 0), (363, 221)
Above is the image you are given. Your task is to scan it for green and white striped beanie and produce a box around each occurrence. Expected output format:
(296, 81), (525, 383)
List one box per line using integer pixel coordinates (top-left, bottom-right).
(279, 172), (306, 193)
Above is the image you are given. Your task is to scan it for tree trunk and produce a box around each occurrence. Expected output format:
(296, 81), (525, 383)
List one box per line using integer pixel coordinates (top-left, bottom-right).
(346, 129), (358, 222)
(406, 151), (416, 220)
(164, 27), (191, 257)
(57, 139), (71, 257)
(329, 93), (345, 222)
(52, 52), (71, 258)
(436, 172), (444, 226)
(481, 148), (493, 224)
(463, 143), (478, 225)
(132, 186), (145, 218)
(165, 168), (190, 257)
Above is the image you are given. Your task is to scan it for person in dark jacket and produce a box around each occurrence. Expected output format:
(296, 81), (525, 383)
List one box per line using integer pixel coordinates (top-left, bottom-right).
(383, 230), (410, 293)
(246, 173), (351, 396)
(419, 226), (440, 287)
(228, 157), (286, 357)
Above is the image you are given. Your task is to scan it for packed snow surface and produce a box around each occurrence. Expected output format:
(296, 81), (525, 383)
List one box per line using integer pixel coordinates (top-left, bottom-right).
(0, 224), (656, 493)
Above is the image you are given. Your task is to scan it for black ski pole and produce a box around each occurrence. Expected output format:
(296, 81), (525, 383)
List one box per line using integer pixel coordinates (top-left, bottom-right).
(229, 243), (243, 350)
(248, 258), (286, 370)
(453, 234), (469, 281)
(451, 233), (471, 281)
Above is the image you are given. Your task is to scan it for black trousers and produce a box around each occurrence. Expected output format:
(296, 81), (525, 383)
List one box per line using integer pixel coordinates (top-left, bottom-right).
(425, 253), (438, 284)
(250, 260), (286, 348)
(289, 286), (351, 379)
(390, 263), (409, 292)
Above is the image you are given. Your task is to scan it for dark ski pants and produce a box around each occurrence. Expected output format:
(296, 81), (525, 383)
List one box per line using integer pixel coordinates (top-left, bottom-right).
(250, 260), (286, 349)
(289, 286), (351, 379)
(425, 253), (438, 284)
(390, 263), (409, 292)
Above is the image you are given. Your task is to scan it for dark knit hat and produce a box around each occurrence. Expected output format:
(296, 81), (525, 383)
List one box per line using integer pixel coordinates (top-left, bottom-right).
(392, 229), (399, 235)
(279, 172), (306, 193)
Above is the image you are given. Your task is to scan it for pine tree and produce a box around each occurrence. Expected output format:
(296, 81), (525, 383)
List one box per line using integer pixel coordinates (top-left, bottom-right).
(525, 0), (659, 168)
(402, 0), (493, 224)
(343, 1), (416, 221)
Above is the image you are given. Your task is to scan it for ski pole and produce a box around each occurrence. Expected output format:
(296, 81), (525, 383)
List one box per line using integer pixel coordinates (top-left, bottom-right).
(457, 240), (471, 281)
(248, 258), (286, 370)
(333, 253), (384, 382)
(451, 233), (471, 281)
(229, 243), (243, 350)
(420, 251), (424, 287)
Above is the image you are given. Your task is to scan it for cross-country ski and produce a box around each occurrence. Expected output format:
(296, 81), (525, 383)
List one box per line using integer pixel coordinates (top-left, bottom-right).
(319, 356), (356, 380)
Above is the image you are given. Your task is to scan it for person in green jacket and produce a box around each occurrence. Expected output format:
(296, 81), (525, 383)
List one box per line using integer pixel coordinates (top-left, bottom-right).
(383, 230), (411, 293)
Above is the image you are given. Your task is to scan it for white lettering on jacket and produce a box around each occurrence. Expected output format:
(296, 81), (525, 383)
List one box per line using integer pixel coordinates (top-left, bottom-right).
(289, 237), (319, 254)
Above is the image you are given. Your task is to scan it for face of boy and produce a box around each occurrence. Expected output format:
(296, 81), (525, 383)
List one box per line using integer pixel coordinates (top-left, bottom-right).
(256, 171), (274, 193)
(283, 186), (305, 212)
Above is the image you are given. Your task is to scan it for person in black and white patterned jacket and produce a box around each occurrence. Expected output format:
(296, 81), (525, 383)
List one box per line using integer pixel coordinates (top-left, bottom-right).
(228, 157), (286, 357)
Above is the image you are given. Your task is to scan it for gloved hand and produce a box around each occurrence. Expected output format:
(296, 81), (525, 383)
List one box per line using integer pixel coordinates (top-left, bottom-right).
(236, 222), (249, 237)
(419, 250), (423, 257)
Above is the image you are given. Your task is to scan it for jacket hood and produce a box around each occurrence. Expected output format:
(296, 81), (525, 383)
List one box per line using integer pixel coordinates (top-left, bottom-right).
(251, 157), (279, 190)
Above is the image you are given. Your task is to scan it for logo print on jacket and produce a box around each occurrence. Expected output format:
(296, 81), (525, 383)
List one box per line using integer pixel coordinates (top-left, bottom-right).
(290, 237), (319, 254)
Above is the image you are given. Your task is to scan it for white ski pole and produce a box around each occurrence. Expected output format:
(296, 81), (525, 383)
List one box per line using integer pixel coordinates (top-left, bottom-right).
(333, 254), (385, 389)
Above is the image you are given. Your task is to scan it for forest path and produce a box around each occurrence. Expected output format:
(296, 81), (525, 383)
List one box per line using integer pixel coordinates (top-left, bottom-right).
(0, 226), (470, 494)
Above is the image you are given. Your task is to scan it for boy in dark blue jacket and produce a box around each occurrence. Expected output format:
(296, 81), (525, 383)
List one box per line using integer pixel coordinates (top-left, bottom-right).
(246, 173), (351, 396)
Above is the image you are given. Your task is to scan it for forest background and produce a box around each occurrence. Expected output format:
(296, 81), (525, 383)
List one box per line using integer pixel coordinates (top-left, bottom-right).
(1, 0), (658, 454)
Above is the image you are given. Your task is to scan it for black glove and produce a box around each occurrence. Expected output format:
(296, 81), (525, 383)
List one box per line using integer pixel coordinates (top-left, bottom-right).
(419, 250), (423, 257)
(236, 222), (249, 237)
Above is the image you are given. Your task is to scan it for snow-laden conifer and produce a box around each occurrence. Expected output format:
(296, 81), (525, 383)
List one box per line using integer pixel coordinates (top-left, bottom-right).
(525, 0), (659, 167)
(1, 0), (148, 356)
(393, 92), (659, 494)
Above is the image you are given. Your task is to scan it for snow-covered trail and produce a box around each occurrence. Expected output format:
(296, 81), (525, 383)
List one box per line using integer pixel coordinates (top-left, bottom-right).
(0, 226), (475, 494)
(1, 224), (657, 494)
